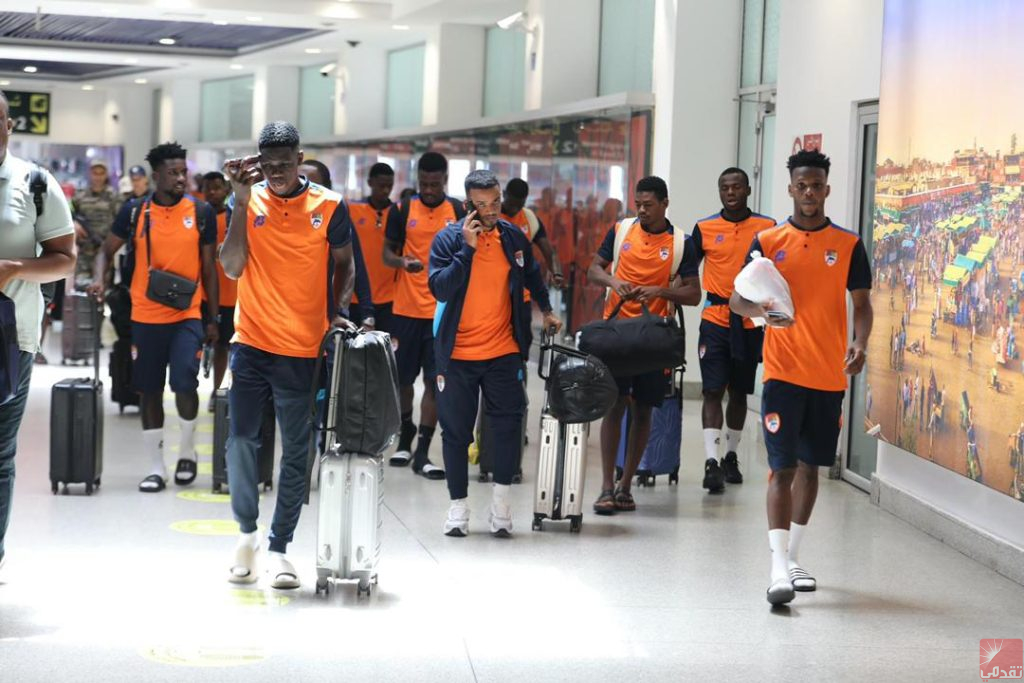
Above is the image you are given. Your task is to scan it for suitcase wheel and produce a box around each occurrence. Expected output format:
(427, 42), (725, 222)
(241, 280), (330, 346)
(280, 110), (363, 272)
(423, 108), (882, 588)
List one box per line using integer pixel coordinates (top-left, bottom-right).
(315, 577), (330, 596)
(51, 482), (58, 495)
(212, 483), (222, 494)
(531, 515), (544, 532)
(669, 472), (679, 485)
(569, 517), (582, 534)
(637, 473), (655, 488)
(357, 579), (372, 597)
(263, 482), (273, 492)
(85, 483), (93, 496)
(95, 478), (101, 489)
(512, 472), (523, 485)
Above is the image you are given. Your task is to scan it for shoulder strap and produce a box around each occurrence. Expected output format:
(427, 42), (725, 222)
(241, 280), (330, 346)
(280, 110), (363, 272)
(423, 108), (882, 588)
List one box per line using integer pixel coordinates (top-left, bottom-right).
(523, 207), (539, 241)
(400, 199), (410, 226)
(29, 166), (47, 218)
(609, 218), (636, 278)
(670, 226), (686, 281)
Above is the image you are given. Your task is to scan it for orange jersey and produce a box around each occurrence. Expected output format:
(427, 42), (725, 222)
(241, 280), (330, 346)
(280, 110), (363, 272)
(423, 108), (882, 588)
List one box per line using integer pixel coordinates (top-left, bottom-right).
(208, 210), (237, 308)
(599, 220), (698, 319)
(752, 220), (872, 392)
(693, 211), (776, 328)
(234, 181), (352, 358)
(387, 196), (461, 319)
(502, 208), (542, 302)
(111, 196), (215, 325)
(349, 200), (396, 305)
(451, 229), (520, 361)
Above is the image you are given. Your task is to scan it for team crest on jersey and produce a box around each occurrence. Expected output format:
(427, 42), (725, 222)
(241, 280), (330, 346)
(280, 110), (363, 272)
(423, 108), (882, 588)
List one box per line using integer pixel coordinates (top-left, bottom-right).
(409, 219), (418, 228)
(764, 412), (781, 434)
(311, 213), (324, 229)
(621, 242), (632, 252)
(514, 250), (524, 267)
(824, 249), (838, 266)
(254, 215), (266, 227)
(131, 345), (138, 361)
(773, 250), (786, 263)
(659, 247), (670, 261)
(358, 217), (366, 225)
(436, 375), (445, 392)
(698, 344), (707, 359)
(183, 215), (194, 229)
(715, 233), (725, 244)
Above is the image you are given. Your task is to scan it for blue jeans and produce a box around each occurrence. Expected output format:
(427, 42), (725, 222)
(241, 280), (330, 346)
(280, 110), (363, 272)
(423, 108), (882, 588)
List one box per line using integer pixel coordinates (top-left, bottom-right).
(0, 351), (35, 562)
(226, 344), (316, 553)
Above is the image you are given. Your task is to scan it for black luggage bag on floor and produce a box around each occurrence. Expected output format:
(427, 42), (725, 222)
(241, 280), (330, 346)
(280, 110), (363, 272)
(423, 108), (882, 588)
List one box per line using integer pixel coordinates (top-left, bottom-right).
(50, 302), (103, 495)
(109, 338), (139, 413)
(211, 388), (275, 493)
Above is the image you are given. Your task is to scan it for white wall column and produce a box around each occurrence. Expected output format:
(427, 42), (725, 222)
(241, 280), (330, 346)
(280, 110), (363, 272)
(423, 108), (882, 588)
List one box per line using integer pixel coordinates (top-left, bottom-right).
(159, 79), (200, 145)
(524, 0), (601, 110)
(334, 43), (388, 137)
(103, 86), (153, 167)
(252, 65), (300, 137)
(653, 0), (743, 380)
(422, 23), (485, 127)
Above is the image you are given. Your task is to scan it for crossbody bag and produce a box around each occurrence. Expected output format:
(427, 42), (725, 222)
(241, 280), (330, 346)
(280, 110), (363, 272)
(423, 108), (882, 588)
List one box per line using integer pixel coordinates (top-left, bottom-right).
(142, 201), (200, 311)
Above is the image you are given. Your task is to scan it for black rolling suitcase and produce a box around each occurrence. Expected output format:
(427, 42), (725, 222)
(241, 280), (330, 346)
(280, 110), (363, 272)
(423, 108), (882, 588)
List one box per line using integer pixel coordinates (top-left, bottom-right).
(50, 303), (103, 495)
(109, 338), (139, 413)
(61, 289), (98, 365)
(211, 387), (275, 493)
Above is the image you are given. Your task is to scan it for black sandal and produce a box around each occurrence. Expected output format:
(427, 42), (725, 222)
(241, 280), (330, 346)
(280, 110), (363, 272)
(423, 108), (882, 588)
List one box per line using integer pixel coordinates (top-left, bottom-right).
(593, 489), (617, 515)
(174, 459), (197, 486)
(413, 456), (446, 480)
(614, 487), (636, 512)
(139, 474), (166, 493)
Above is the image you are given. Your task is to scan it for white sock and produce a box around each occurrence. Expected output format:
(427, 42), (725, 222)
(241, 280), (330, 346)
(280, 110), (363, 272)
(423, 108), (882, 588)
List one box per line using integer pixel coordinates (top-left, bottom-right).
(703, 428), (721, 462)
(236, 531), (259, 550)
(725, 428), (743, 453)
(143, 429), (165, 478)
(768, 528), (790, 583)
(492, 483), (511, 509)
(788, 522), (806, 567)
(178, 416), (197, 461)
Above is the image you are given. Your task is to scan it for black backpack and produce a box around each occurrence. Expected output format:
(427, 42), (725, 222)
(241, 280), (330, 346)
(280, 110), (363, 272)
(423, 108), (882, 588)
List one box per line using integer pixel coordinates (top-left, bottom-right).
(28, 167), (57, 307)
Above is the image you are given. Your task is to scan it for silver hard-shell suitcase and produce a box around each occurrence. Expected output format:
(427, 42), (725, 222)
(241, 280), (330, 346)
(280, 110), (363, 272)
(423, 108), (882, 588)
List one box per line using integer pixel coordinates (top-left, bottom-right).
(532, 331), (588, 533)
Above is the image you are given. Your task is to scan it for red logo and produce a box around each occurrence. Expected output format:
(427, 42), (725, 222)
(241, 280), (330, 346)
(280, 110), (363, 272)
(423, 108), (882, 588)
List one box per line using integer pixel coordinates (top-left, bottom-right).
(764, 413), (781, 434)
(980, 639), (1023, 679)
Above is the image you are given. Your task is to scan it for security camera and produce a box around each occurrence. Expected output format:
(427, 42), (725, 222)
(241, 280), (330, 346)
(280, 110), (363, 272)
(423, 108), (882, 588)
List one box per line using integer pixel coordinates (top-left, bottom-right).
(347, 40), (360, 48)
(319, 63), (336, 78)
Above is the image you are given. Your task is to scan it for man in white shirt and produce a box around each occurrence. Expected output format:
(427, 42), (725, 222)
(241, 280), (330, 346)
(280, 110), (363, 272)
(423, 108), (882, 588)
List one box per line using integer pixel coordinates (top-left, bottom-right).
(0, 91), (77, 571)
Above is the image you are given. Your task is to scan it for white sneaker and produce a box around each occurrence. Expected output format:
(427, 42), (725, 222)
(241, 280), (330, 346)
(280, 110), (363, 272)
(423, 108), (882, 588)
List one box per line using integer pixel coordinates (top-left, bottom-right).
(444, 502), (470, 537)
(489, 502), (513, 538)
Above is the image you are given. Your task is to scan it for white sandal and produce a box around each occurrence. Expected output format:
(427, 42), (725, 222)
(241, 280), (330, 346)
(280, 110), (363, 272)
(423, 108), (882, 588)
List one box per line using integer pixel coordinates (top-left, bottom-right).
(228, 543), (259, 584)
(268, 553), (300, 590)
(789, 565), (817, 592)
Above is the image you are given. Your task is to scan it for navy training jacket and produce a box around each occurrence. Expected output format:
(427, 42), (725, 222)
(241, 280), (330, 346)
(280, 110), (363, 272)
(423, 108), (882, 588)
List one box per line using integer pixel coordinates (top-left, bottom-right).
(428, 218), (552, 376)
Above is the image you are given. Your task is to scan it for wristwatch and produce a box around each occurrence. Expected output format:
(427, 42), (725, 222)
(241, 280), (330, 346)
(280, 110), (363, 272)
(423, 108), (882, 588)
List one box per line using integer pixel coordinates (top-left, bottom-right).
(337, 307), (350, 319)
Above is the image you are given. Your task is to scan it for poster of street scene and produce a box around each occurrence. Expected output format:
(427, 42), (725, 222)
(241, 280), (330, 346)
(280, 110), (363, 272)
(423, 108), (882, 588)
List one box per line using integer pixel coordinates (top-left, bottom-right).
(868, 0), (1024, 501)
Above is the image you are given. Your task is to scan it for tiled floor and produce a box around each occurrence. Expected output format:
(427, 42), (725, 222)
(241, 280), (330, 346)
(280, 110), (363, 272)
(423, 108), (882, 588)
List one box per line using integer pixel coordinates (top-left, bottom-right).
(2, 332), (1022, 681)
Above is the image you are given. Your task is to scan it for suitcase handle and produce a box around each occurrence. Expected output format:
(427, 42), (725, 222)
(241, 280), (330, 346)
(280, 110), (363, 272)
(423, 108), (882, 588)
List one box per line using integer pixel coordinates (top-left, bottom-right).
(538, 328), (589, 381)
(92, 292), (101, 384)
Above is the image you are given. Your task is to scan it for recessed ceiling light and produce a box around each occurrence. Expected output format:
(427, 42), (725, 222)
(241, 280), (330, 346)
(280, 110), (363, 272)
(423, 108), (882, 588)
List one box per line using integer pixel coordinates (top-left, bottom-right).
(229, 64), (244, 70)
(0, 80), (10, 86)
(212, 19), (229, 26)
(158, 37), (176, 46)
(304, 48), (323, 54)
(392, 24), (410, 30)
(123, 57), (139, 65)
(81, 84), (95, 91)
(246, 16), (263, 22)
(23, 66), (38, 73)
(134, 78), (148, 85)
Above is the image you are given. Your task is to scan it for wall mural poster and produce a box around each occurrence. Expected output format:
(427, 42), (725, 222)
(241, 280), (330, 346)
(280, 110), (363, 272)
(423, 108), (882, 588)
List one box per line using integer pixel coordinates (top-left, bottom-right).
(870, 0), (1024, 501)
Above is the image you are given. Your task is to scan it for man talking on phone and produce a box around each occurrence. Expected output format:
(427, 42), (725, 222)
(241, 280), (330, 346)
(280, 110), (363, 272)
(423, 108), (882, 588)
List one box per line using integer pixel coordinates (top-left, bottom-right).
(429, 170), (561, 537)
(220, 122), (355, 589)
(730, 150), (872, 606)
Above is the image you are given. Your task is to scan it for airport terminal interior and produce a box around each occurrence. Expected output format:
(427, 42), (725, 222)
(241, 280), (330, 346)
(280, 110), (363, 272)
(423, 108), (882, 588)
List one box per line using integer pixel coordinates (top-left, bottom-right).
(1, 1), (1023, 681)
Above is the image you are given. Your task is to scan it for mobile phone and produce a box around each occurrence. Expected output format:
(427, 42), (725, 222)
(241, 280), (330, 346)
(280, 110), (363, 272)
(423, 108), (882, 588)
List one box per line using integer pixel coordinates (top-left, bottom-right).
(465, 199), (476, 214)
(765, 310), (791, 321)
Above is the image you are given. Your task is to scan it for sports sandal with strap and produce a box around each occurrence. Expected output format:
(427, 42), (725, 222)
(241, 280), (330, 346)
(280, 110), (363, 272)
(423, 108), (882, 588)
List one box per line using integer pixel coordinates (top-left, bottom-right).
(138, 474), (166, 493)
(789, 566), (817, 592)
(613, 488), (636, 512)
(174, 458), (197, 486)
(593, 489), (617, 515)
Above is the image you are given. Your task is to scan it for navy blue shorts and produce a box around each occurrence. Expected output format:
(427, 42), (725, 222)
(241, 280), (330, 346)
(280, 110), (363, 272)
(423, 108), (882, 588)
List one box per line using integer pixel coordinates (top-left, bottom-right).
(131, 319), (204, 394)
(373, 301), (394, 336)
(761, 379), (845, 471)
(201, 302), (235, 349)
(615, 368), (670, 408)
(391, 314), (436, 386)
(698, 319), (761, 395)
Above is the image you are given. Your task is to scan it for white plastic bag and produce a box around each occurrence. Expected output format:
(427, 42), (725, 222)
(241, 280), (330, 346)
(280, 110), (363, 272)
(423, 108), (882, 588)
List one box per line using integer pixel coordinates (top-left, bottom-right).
(733, 251), (795, 326)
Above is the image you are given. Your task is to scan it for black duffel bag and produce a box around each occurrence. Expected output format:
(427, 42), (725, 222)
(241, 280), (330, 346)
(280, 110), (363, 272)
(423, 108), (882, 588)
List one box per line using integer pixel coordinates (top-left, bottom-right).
(577, 300), (685, 377)
(547, 351), (618, 423)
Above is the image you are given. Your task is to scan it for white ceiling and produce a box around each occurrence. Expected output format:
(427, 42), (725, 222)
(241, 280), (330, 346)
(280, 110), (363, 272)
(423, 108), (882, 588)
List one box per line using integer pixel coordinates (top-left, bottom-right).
(0, 0), (525, 88)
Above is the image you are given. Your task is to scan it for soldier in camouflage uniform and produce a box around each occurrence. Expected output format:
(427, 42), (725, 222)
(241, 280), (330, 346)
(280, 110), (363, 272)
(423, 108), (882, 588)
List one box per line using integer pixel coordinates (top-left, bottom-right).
(71, 160), (122, 285)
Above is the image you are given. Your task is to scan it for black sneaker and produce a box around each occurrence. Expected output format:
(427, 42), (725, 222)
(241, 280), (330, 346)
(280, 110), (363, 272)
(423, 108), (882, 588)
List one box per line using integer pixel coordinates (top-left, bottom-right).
(702, 459), (725, 493)
(722, 452), (743, 484)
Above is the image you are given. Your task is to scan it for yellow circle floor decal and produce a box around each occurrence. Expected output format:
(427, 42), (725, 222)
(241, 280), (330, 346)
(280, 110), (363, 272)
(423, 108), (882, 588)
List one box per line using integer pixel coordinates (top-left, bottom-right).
(197, 462), (213, 476)
(169, 443), (213, 456)
(176, 490), (231, 504)
(197, 422), (213, 434)
(140, 644), (265, 667)
(170, 519), (258, 536)
(230, 589), (291, 607)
